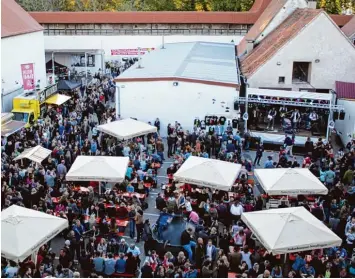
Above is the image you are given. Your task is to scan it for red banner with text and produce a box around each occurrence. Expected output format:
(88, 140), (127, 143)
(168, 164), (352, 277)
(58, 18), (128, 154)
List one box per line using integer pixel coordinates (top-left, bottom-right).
(21, 63), (35, 90)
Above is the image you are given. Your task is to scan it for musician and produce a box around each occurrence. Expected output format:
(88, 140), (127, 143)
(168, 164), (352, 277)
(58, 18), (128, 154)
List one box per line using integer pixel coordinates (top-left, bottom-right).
(279, 106), (288, 127)
(309, 111), (318, 122)
(291, 109), (301, 129)
(267, 107), (277, 130)
(309, 110), (319, 134)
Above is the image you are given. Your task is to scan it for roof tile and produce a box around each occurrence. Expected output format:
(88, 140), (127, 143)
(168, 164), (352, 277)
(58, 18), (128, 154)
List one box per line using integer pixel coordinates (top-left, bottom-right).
(1, 0), (43, 38)
(240, 8), (322, 78)
(237, 0), (287, 57)
(341, 15), (355, 37)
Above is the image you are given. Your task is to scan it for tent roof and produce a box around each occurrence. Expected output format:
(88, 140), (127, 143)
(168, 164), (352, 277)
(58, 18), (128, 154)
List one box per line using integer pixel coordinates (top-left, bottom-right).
(97, 118), (157, 140)
(1, 205), (68, 262)
(248, 88), (332, 101)
(173, 156), (241, 191)
(241, 207), (342, 254)
(45, 60), (67, 70)
(57, 80), (81, 91)
(45, 93), (71, 105)
(66, 156), (129, 182)
(1, 120), (26, 137)
(13, 146), (52, 164)
(254, 168), (328, 195)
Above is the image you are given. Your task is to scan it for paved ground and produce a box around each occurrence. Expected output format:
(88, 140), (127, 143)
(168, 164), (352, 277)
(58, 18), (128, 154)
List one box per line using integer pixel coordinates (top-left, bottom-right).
(50, 145), (305, 263)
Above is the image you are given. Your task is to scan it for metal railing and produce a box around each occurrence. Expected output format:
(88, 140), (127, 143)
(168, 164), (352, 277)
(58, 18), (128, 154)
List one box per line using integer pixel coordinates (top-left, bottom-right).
(44, 28), (248, 36)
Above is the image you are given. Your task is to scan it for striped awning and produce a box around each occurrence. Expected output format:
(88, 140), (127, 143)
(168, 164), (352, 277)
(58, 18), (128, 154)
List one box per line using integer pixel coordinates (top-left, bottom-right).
(335, 81), (355, 100)
(13, 146), (52, 164)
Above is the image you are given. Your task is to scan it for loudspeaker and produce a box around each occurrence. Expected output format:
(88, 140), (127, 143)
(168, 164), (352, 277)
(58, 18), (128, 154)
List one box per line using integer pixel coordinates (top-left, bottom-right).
(339, 111), (345, 120)
(234, 101), (240, 111)
(333, 111), (339, 120)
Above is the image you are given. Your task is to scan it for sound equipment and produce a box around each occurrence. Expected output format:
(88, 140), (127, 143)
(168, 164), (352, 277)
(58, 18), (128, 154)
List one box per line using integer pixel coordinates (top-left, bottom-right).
(255, 126), (264, 131)
(339, 111), (345, 120)
(333, 111), (339, 120)
(234, 101), (240, 111)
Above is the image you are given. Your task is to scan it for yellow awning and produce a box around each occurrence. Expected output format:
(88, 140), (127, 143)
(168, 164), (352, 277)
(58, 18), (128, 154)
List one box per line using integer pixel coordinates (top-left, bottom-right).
(45, 94), (71, 105)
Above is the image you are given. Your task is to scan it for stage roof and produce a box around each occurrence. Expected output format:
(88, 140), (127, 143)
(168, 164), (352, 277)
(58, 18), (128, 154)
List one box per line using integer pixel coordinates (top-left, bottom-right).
(247, 88), (332, 101)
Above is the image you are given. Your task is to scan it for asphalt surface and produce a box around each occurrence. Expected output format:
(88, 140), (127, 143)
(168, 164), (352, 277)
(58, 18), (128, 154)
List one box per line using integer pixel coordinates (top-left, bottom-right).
(50, 146), (305, 265)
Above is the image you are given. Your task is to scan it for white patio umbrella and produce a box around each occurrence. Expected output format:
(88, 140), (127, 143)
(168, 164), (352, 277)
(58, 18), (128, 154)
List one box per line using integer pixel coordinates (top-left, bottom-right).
(66, 156), (129, 182)
(1, 205), (68, 262)
(241, 207), (342, 255)
(173, 156), (241, 191)
(254, 168), (328, 195)
(97, 118), (157, 140)
(13, 145), (52, 165)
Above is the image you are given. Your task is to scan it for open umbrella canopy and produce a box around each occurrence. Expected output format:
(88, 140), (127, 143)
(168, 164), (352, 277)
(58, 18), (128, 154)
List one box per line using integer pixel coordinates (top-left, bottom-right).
(66, 156), (129, 182)
(97, 118), (157, 140)
(1, 205), (68, 262)
(254, 168), (328, 195)
(13, 145), (52, 165)
(173, 156), (241, 191)
(241, 207), (342, 255)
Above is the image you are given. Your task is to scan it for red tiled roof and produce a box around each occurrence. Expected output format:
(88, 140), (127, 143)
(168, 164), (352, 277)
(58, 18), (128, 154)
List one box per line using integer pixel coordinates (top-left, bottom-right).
(237, 0), (287, 57)
(29, 11), (260, 24)
(1, 0), (43, 38)
(341, 15), (355, 37)
(240, 9), (322, 78)
(331, 14), (354, 27)
(336, 81), (355, 100)
(28, 0), (270, 25)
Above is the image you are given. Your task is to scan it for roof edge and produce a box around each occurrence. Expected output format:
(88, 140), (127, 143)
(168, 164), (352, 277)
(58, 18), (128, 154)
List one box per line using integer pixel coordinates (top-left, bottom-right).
(1, 28), (44, 39)
(242, 9), (323, 78)
(114, 77), (240, 88)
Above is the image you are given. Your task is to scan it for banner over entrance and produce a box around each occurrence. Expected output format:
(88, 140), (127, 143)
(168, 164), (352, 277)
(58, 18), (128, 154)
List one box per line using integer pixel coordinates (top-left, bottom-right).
(21, 63), (35, 90)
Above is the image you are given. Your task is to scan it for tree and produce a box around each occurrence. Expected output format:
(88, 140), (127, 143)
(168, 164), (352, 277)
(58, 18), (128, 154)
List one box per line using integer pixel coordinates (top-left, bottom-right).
(240, 0), (254, 11)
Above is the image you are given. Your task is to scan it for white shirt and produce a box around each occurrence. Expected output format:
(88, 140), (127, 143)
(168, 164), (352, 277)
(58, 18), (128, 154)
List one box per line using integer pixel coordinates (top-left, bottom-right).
(206, 245), (213, 260)
(230, 204), (244, 216)
(185, 201), (192, 212)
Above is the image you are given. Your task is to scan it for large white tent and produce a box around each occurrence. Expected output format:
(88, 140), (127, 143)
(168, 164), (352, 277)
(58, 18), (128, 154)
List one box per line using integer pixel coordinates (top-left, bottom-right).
(173, 156), (241, 191)
(242, 207), (342, 254)
(1, 205), (68, 262)
(66, 156), (129, 182)
(13, 145), (52, 165)
(254, 168), (328, 195)
(97, 118), (157, 140)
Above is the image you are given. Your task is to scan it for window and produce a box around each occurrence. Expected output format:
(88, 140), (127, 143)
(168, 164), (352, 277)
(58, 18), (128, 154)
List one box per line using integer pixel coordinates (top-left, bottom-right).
(292, 62), (311, 83)
(13, 112), (29, 123)
(278, 76), (285, 83)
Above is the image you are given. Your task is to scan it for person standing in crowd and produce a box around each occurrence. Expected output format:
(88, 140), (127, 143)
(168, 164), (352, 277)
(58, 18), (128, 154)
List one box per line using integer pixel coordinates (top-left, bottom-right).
(254, 142), (264, 166)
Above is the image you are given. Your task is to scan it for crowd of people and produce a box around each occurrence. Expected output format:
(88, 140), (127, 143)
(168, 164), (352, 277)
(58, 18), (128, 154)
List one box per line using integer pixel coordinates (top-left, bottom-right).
(1, 71), (355, 278)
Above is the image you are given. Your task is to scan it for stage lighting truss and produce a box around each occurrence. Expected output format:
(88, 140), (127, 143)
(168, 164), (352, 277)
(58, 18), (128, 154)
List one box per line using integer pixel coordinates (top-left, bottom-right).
(237, 97), (344, 111)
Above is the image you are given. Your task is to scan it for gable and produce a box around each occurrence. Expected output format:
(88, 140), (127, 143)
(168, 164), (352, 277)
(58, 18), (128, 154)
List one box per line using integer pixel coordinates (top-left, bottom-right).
(240, 9), (322, 78)
(1, 0), (43, 38)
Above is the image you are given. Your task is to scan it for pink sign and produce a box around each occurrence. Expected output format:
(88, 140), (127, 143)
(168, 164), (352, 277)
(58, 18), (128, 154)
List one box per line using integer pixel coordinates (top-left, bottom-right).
(21, 63), (35, 90)
(111, 48), (155, 56)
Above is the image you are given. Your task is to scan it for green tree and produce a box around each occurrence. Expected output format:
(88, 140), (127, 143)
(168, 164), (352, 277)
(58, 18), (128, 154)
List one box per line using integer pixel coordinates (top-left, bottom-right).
(209, 0), (241, 11)
(240, 0), (254, 11)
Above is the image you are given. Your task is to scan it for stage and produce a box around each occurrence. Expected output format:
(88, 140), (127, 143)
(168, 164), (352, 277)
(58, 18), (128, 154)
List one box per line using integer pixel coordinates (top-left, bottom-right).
(249, 130), (323, 146)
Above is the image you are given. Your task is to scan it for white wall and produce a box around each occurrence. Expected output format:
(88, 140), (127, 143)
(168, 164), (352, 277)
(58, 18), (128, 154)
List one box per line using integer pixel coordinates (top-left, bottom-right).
(1, 31), (46, 92)
(248, 13), (355, 90)
(118, 80), (239, 136)
(335, 99), (355, 146)
(45, 52), (103, 74)
(43, 35), (243, 61)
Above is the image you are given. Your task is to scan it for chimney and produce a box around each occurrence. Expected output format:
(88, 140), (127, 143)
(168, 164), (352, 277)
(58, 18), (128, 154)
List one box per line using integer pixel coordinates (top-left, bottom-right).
(161, 35), (165, 49)
(307, 0), (317, 9)
(246, 39), (255, 54)
(137, 47), (142, 68)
